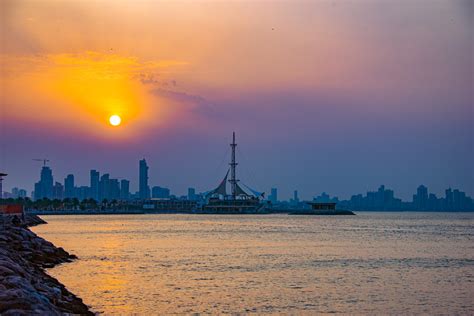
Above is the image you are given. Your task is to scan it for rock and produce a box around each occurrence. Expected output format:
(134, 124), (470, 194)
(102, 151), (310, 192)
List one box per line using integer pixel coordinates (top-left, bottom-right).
(0, 221), (93, 315)
(0, 265), (15, 276)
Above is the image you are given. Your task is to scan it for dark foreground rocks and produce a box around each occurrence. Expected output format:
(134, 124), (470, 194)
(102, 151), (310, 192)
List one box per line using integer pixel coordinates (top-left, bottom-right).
(0, 215), (93, 315)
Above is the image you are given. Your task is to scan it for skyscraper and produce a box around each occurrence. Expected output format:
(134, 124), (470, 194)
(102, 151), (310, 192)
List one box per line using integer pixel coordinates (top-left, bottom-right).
(53, 182), (64, 200)
(0, 173), (6, 199)
(90, 169), (100, 201)
(99, 173), (110, 201)
(120, 179), (130, 200)
(12, 187), (27, 199)
(109, 179), (120, 200)
(152, 186), (170, 199)
(64, 174), (75, 198)
(269, 188), (278, 203)
(413, 185), (428, 210)
(34, 166), (54, 200)
(293, 190), (299, 202)
(139, 159), (150, 200)
(188, 187), (196, 200)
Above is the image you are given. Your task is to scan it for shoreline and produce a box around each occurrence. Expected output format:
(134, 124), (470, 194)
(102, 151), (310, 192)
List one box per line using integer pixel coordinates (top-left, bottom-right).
(27, 209), (357, 216)
(27, 209), (474, 216)
(0, 215), (93, 315)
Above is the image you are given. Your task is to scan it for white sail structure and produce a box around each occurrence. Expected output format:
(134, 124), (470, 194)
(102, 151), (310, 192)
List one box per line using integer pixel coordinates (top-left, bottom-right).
(202, 133), (265, 213)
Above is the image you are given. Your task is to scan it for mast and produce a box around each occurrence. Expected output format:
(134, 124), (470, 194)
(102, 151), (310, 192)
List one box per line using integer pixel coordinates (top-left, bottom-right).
(229, 132), (238, 199)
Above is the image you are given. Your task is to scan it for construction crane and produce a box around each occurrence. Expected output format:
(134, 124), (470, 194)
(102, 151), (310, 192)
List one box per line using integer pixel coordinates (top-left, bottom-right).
(33, 159), (50, 167)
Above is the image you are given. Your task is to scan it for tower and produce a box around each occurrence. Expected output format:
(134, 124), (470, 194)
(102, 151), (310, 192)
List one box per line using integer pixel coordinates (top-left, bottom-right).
(0, 173), (7, 199)
(139, 158), (150, 200)
(120, 179), (130, 200)
(90, 170), (100, 201)
(270, 188), (278, 203)
(64, 174), (75, 198)
(99, 173), (110, 201)
(229, 132), (239, 199)
(35, 166), (53, 200)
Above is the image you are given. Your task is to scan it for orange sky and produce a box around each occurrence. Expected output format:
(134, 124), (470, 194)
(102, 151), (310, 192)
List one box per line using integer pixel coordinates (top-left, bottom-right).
(4, 0), (469, 139)
(1, 0), (472, 198)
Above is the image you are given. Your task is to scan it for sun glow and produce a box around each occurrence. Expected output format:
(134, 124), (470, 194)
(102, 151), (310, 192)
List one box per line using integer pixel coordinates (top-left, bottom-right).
(0, 52), (183, 139)
(109, 115), (122, 126)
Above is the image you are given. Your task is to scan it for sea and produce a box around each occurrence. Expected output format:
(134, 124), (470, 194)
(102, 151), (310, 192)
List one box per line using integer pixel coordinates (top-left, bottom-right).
(32, 213), (474, 314)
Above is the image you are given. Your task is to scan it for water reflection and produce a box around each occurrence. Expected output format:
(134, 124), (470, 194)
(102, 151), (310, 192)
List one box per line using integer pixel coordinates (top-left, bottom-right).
(33, 213), (474, 314)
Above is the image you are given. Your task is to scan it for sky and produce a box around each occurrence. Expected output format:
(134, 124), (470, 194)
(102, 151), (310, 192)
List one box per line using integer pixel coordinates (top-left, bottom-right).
(0, 0), (473, 200)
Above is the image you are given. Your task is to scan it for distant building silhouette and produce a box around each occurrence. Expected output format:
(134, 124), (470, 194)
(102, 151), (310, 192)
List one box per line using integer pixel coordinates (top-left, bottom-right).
(108, 179), (120, 200)
(338, 184), (473, 211)
(269, 188), (278, 203)
(293, 190), (299, 202)
(11, 187), (27, 198)
(0, 173), (6, 199)
(99, 173), (110, 201)
(139, 159), (150, 200)
(34, 166), (53, 200)
(120, 179), (130, 200)
(152, 186), (170, 199)
(413, 185), (428, 210)
(188, 187), (196, 200)
(75, 186), (90, 201)
(90, 170), (100, 201)
(22, 160), (474, 211)
(313, 192), (338, 203)
(53, 182), (64, 200)
(64, 174), (75, 199)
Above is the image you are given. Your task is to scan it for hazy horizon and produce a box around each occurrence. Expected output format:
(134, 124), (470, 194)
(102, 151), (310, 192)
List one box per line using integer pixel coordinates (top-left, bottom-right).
(1, 0), (473, 200)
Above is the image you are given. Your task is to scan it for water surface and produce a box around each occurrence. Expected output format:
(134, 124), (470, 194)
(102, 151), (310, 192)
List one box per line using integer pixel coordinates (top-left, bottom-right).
(33, 213), (474, 314)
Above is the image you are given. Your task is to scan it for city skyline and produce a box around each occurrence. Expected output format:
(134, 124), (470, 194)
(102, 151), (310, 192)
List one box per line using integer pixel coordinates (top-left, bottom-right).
(2, 158), (473, 209)
(1, 0), (472, 201)
(1, 1), (473, 315)
(1, 155), (474, 201)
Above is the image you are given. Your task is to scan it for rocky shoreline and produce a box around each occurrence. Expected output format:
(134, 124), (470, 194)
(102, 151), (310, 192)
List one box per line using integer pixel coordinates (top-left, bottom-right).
(0, 215), (93, 315)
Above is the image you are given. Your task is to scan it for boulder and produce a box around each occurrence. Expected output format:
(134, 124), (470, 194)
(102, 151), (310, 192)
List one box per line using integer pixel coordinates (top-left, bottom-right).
(0, 222), (93, 315)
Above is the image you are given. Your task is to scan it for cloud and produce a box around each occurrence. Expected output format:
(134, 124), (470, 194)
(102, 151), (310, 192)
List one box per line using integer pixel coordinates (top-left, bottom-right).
(151, 88), (206, 105)
(0, 51), (189, 138)
(1, 52), (187, 78)
(137, 74), (178, 88)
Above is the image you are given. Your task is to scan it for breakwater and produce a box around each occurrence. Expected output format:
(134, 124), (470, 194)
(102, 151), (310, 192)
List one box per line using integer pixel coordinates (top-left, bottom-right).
(0, 215), (93, 315)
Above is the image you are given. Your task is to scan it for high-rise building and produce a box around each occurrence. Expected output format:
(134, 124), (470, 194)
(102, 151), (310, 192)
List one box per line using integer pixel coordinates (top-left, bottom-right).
(152, 186), (170, 199)
(269, 188), (278, 203)
(0, 173), (6, 199)
(139, 159), (150, 200)
(90, 170), (100, 201)
(11, 187), (27, 199)
(293, 190), (299, 202)
(34, 166), (54, 200)
(413, 185), (428, 210)
(109, 179), (120, 200)
(120, 179), (130, 200)
(53, 182), (64, 200)
(64, 174), (75, 198)
(99, 173), (110, 201)
(75, 186), (90, 201)
(188, 187), (196, 200)
(445, 188), (454, 210)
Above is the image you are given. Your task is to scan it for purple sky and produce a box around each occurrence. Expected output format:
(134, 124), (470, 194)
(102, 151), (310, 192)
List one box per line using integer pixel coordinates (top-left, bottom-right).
(1, 0), (473, 200)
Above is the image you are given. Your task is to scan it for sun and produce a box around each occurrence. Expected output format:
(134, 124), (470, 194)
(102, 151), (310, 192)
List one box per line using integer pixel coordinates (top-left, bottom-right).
(109, 115), (122, 126)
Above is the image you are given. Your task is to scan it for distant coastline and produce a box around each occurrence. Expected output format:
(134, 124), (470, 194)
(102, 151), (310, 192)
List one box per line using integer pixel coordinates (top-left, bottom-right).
(27, 209), (354, 216)
(26, 209), (473, 216)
